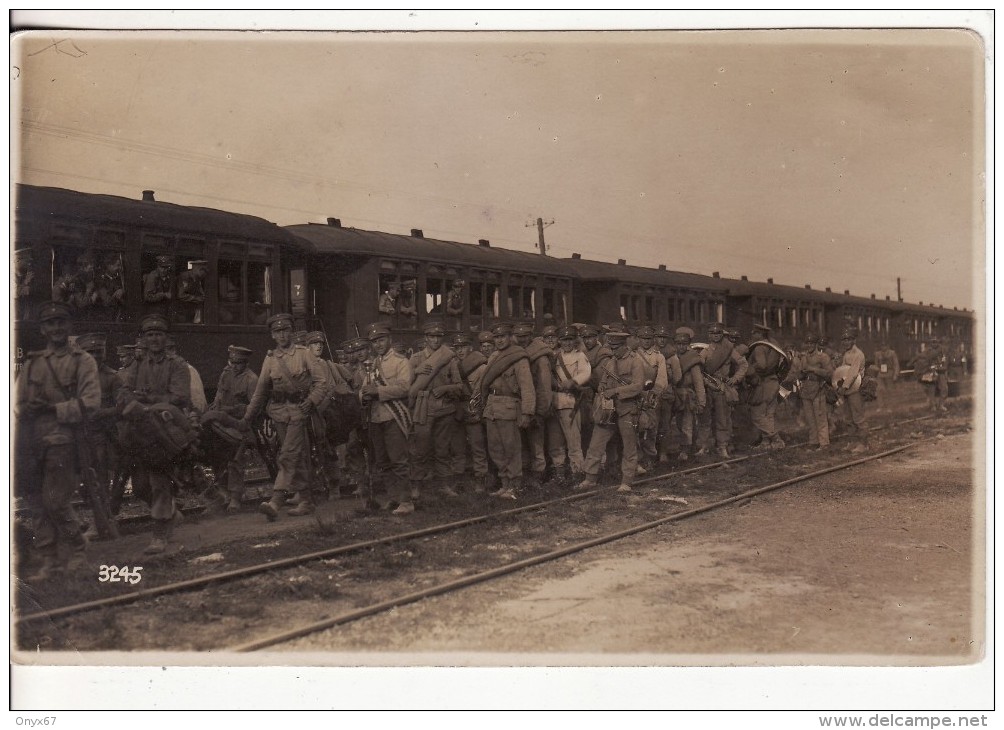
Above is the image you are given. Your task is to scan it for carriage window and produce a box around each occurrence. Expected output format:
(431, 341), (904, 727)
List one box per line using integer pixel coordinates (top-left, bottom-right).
(219, 259), (244, 325)
(509, 283), (535, 319)
(690, 300), (699, 322)
(620, 294), (630, 322)
(426, 277), (446, 316)
(716, 302), (724, 323)
(645, 296), (655, 321)
(249, 262), (272, 325)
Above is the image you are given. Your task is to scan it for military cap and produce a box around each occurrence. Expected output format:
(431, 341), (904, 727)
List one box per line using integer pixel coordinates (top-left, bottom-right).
(541, 325), (558, 338)
(803, 332), (821, 345)
(478, 330), (494, 344)
(606, 329), (630, 344)
(134, 338), (148, 350)
(423, 321), (446, 336)
(292, 330), (309, 345)
(929, 336), (940, 344)
(724, 327), (740, 338)
(512, 322), (535, 336)
(155, 255), (173, 266)
(228, 345), (253, 359)
(840, 328), (858, 340)
(267, 313), (294, 331)
(140, 313), (169, 332)
(675, 326), (695, 340)
(367, 322), (391, 340)
(579, 324), (600, 338)
(491, 322), (514, 336)
(76, 332), (106, 351)
(402, 279), (417, 290)
(636, 325), (655, 338)
(188, 259), (208, 267)
(116, 343), (137, 354)
(346, 337), (371, 352)
(305, 330), (326, 345)
(673, 332), (692, 344)
(165, 334), (177, 348)
(751, 322), (772, 334)
(653, 325), (671, 338)
(708, 322), (725, 334)
(452, 333), (473, 347)
(38, 301), (72, 322)
(558, 326), (579, 340)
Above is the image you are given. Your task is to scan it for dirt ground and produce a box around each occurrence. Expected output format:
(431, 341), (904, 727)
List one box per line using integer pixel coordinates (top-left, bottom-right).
(276, 431), (980, 664)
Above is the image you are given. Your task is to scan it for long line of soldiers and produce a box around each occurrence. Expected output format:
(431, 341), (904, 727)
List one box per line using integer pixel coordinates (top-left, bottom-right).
(13, 302), (915, 579)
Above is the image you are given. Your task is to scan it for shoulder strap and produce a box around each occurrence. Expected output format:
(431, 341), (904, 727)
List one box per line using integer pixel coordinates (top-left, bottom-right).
(479, 347), (530, 400)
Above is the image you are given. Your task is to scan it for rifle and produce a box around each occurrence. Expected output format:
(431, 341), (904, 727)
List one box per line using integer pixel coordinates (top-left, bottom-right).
(41, 356), (119, 540)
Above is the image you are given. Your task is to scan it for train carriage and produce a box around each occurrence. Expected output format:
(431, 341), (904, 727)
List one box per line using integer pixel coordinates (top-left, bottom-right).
(285, 220), (576, 344)
(13, 184), (310, 382)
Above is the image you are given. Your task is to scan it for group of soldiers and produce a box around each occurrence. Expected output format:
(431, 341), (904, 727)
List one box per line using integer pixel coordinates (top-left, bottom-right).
(15, 301), (954, 580)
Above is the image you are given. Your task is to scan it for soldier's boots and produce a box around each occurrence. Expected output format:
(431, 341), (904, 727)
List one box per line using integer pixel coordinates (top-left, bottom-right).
(616, 483), (633, 493)
(716, 445), (731, 459)
(769, 435), (786, 450)
(27, 555), (61, 583)
(490, 478), (517, 500)
(472, 474), (489, 494)
(287, 498), (315, 517)
(440, 480), (461, 498)
(259, 491), (286, 522)
(574, 475), (598, 492)
(227, 493), (243, 513)
(144, 520), (171, 555)
(391, 501), (415, 515)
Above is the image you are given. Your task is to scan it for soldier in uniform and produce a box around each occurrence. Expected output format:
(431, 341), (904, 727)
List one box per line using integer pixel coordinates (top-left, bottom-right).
(453, 333), (491, 492)
(359, 323), (417, 514)
(548, 325), (591, 481)
(634, 325), (670, 465)
(580, 324), (611, 453)
(579, 328), (645, 493)
(908, 338), (949, 413)
(481, 323), (536, 500)
(478, 330), (496, 359)
(834, 328), (870, 450)
(143, 255), (174, 316)
(665, 328), (706, 462)
(872, 339), (900, 412)
(408, 321), (465, 498)
(206, 345), (258, 512)
(305, 330), (356, 499)
(654, 325), (678, 463)
(76, 332), (123, 537)
(747, 322), (787, 450)
(116, 343), (137, 371)
(15, 302), (101, 580)
(240, 313), (329, 520)
(512, 322), (554, 487)
(699, 322), (748, 459)
(115, 313), (192, 553)
(176, 260), (208, 324)
(786, 332), (834, 450)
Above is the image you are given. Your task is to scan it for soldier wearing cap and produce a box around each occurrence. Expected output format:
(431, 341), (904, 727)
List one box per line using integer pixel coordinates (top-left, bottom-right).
(451, 332), (490, 490)
(634, 325), (670, 465)
(116, 344), (137, 371)
(143, 255), (174, 316)
(665, 327), (706, 462)
(116, 313), (192, 553)
(908, 337), (949, 413)
(241, 313), (329, 520)
(304, 330), (357, 500)
(358, 321), (417, 513)
(480, 322), (536, 499)
(177, 259), (208, 324)
(166, 335), (208, 414)
(872, 339), (901, 412)
(747, 322), (786, 450)
(408, 321), (465, 499)
(76, 332), (124, 533)
(579, 324), (609, 450)
(834, 328), (870, 450)
(478, 330), (495, 358)
(15, 302), (101, 580)
(785, 332), (834, 450)
(579, 327), (645, 493)
(698, 322), (748, 459)
(14, 247), (35, 320)
(548, 325), (591, 480)
(206, 345), (259, 511)
(512, 322), (553, 487)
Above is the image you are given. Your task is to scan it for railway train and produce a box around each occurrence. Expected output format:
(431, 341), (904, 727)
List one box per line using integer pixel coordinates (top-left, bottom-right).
(12, 184), (976, 384)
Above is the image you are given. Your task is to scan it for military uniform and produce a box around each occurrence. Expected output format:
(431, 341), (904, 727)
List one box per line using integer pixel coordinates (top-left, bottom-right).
(408, 322), (465, 496)
(788, 334), (833, 448)
(747, 324), (785, 449)
(143, 256), (174, 317)
(581, 330), (645, 490)
(634, 326), (670, 463)
(359, 324), (416, 512)
(482, 323), (536, 498)
(910, 341), (949, 412)
(15, 303), (101, 578)
(116, 316), (192, 533)
(243, 314), (329, 519)
(873, 343), (900, 411)
(207, 346), (259, 510)
(699, 324), (748, 457)
(666, 329), (706, 460)
(455, 334), (491, 491)
(835, 331), (869, 445)
(176, 260), (207, 323)
(548, 327), (591, 477)
(513, 324), (553, 485)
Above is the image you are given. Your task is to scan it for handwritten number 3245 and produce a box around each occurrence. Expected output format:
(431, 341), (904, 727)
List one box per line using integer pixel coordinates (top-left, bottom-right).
(98, 565), (143, 584)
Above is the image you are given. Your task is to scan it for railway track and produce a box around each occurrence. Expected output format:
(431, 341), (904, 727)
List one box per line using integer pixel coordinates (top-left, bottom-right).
(14, 411), (963, 652)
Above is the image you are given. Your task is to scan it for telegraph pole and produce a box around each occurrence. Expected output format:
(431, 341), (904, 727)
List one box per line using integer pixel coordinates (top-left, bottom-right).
(526, 217), (554, 256)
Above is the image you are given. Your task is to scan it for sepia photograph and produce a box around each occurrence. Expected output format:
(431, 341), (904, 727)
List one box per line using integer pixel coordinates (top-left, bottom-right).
(9, 10), (991, 712)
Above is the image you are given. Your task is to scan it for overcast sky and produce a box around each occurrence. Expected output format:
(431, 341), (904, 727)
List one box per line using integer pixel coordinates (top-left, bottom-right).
(12, 24), (984, 311)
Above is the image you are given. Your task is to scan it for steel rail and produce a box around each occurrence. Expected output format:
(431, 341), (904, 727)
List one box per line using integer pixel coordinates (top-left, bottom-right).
(14, 411), (942, 626)
(231, 437), (935, 652)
